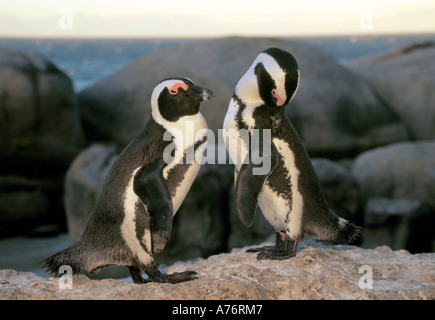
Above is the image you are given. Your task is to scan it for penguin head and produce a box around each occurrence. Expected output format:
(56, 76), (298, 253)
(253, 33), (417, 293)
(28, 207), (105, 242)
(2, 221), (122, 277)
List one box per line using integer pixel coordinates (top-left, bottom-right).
(235, 47), (299, 108)
(151, 77), (214, 123)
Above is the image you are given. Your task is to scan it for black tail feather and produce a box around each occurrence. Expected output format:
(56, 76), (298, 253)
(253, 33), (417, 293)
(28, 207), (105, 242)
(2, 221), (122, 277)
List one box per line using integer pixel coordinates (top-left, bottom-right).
(42, 244), (84, 277)
(334, 217), (362, 244)
(306, 210), (362, 245)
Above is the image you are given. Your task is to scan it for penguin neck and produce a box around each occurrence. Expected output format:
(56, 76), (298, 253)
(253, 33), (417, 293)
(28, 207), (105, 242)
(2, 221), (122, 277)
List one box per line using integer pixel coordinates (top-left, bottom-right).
(151, 106), (207, 137)
(234, 68), (263, 108)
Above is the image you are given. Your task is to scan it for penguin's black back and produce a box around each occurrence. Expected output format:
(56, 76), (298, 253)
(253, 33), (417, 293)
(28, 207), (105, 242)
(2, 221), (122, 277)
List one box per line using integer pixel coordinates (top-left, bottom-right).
(83, 118), (169, 246)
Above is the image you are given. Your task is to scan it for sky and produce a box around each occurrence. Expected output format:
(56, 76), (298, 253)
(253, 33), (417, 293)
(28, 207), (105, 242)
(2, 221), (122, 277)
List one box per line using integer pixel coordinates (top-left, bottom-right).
(0, 0), (434, 38)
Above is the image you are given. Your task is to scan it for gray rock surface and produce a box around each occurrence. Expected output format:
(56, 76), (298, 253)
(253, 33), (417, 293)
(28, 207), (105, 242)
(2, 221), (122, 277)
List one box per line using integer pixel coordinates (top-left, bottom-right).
(312, 158), (362, 225)
(352, 141), (435, 253)
(345, 42), (435, 140)
(64, 143), (118, 242)
(1, 241), (434, 300)
(78, 37), (409, 156)
(0, 49), (85, 166)
(0, 49), (86, 237)
(351, 141), (435, 207)
(363, 198), (434, 253)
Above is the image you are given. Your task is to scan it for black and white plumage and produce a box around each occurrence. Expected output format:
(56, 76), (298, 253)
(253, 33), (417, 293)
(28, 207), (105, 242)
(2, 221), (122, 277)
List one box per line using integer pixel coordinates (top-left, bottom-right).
(223, 48), (361, 260)
(44, 77), (214, 283)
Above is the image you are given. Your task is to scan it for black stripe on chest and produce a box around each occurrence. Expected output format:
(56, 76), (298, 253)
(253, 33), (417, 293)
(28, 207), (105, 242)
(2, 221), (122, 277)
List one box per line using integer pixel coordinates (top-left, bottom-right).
(233, 93), (248, 131)
(267, 152), (292, 206)
(165, 136), (208, 197)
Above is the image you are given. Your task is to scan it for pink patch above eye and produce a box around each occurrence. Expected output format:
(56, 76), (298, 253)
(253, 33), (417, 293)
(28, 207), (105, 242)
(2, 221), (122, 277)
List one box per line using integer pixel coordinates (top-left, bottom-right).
(169, 82), (188, 95)
(272, 89), (284, 106)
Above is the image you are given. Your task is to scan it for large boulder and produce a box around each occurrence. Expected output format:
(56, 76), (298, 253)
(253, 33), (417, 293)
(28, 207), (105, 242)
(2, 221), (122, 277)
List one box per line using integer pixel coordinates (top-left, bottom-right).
(0, 49), (85, 170)
(352, 141), (435, 253)
(0, 49), (86, 237)
(78, 37), (409, 157)
(312, 158), (363, 226)
(351, 141), (435, 207)
(1, 242), (434, 299)
(363, 198), (434, 253)
(345, 42), (435, 140)
(64, 144), (118, 242)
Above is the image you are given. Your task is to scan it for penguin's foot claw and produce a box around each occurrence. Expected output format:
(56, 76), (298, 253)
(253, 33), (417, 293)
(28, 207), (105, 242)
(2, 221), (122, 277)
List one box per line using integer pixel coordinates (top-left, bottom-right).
(162, 270), (198, 284)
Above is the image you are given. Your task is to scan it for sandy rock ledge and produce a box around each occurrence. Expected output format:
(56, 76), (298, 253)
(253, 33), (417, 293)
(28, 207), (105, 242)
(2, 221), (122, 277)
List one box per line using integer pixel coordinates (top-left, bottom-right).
(0, 241), (434, 300)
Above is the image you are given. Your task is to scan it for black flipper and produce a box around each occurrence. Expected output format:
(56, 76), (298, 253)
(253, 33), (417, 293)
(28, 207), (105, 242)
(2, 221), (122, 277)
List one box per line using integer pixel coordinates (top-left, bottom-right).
(235, 135), (279, 227)
(133, 158), (173, 253)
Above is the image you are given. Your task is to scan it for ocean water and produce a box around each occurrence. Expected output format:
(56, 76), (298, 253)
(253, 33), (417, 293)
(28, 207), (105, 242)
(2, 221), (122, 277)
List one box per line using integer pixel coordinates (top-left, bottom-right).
(0, 34), (434, 92)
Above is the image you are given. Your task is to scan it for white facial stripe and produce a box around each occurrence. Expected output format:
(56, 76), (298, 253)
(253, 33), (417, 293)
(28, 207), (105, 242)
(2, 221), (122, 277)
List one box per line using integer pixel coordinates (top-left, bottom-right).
(287, 69), (300, 104)
(151, 79), (186, 120)
(254, 53), (287, 103)
(235, 68), (262, 103)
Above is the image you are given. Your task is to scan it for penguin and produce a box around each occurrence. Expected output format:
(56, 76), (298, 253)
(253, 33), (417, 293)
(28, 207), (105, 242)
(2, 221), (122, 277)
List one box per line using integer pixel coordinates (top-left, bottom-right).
(44, 77), (215, 283)
(223, 48), (361, 260)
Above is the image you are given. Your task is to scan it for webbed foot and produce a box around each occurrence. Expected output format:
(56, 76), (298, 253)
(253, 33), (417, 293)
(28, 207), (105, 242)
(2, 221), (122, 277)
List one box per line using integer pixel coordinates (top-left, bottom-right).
(162, 270), (198, 284)
(246, 231), (299, 261)
(129, 264), (198, 284)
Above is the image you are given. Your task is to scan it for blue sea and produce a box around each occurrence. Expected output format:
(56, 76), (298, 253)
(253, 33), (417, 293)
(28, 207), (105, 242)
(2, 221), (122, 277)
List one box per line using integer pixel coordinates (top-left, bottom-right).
(1, 34), (434, 92)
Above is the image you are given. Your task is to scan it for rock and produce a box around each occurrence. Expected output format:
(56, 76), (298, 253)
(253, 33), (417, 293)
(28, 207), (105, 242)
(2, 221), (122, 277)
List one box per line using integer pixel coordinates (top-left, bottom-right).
(345, 42), (435, 140)
(0, 186), (50, 235)
(363, 198), (435, 253)
(312, 158), (362, 225)
(1, 241), (434, 300)
(0, 49), (86, 237)
(351, 141), (435, 208)
(64, 143), (119, 242)
(78, 37), (409, 157)
(0, 49), (86, 171)
(0, 175), (66, 238)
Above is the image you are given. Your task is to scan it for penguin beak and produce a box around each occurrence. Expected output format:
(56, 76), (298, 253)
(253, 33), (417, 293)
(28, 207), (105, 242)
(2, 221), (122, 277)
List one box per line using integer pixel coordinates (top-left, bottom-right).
(189, 85), (215, 101)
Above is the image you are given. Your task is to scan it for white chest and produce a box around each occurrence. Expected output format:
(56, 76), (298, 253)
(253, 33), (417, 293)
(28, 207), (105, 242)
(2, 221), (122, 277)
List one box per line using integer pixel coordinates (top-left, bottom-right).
(164, 113), (208, 215)
(223, 98), (253, 170)
(223, 106), (305, 237)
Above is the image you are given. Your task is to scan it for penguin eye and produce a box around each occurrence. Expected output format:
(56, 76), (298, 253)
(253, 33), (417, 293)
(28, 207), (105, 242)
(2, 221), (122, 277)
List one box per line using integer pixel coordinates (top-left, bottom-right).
(271, 89), (277, 97)
(168, 82), (188, 95)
